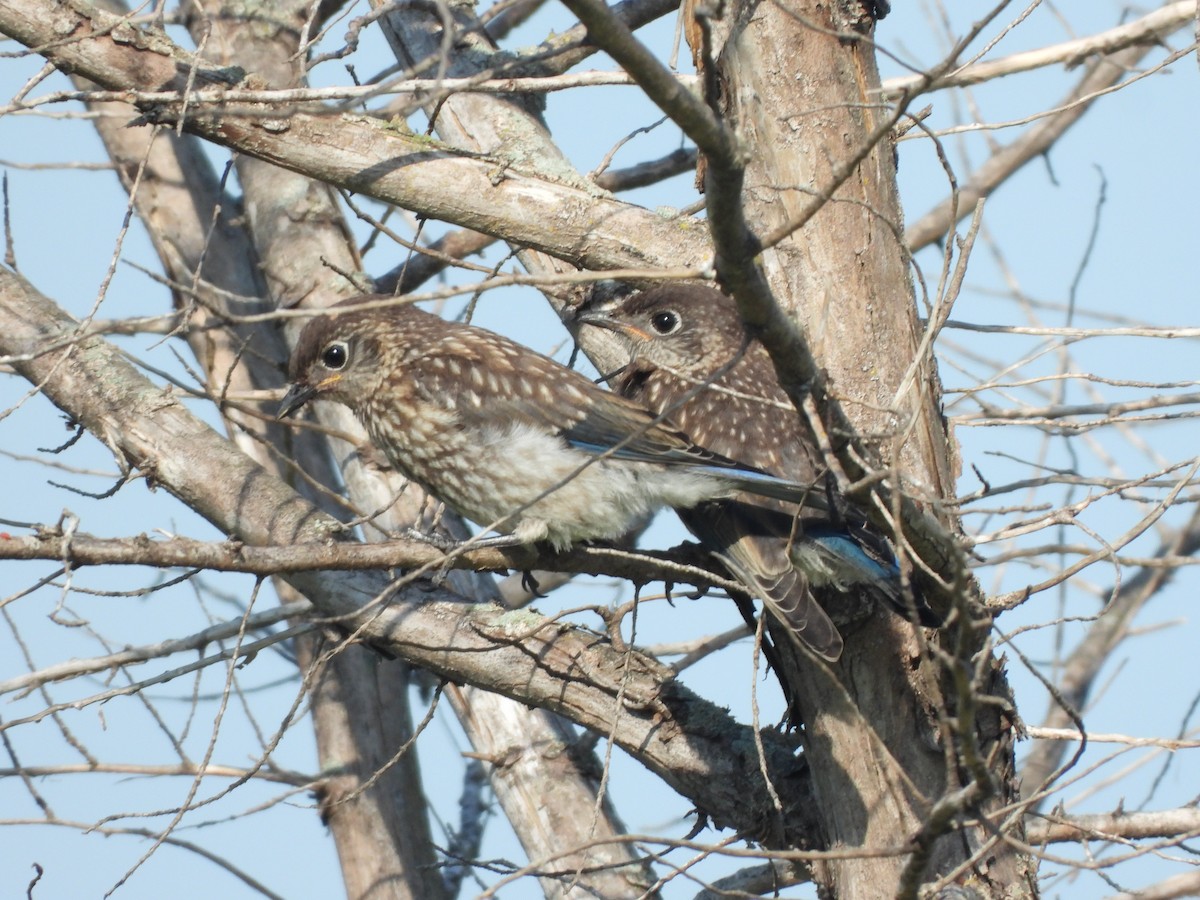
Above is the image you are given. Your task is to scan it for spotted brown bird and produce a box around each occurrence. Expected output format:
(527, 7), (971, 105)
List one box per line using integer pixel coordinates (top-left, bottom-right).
(577, 283), (928, 661)
(278, 296), (829, 554)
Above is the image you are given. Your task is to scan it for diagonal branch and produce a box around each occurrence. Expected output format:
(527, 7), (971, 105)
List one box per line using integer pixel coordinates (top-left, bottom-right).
(0, 0), (711, 272)
(0, 264), (821, 848)
(904, 43), (1162, 252)
(883, 2), (1198, 97)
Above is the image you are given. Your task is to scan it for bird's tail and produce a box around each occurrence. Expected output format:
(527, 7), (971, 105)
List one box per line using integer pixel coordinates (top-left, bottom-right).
(682, 502), (846, 660)
(713, 547), (845, 661)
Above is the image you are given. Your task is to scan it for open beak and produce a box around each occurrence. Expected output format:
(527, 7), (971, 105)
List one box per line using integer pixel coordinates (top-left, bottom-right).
(277, 382), (318, 420)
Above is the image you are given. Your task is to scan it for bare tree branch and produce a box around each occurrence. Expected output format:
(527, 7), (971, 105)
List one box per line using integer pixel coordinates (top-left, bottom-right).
(0, 601), (310, 697)
(1027, 807), (1200, 845)
(884, 2), (1197, 97)
(4, 1), (1198, 894)
(0, 0), (712, 272)
(0, 529), (742, 595)
(905, 43), (1162, 252)
(1020, 503), (1200, 800)
(0, 265), (823, 852)
(1108, 869), (1200, 900)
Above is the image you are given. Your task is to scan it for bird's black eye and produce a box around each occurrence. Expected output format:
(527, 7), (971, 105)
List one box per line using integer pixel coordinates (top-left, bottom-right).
(650, 310), (680, 335)
(321, 341), (350, 370)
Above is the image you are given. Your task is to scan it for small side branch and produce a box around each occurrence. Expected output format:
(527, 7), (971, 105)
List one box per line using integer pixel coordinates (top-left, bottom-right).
(0, 528), (743, 592)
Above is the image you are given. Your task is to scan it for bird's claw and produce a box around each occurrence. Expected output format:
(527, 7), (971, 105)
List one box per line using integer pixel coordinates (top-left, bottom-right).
(520, 570), (547, 597)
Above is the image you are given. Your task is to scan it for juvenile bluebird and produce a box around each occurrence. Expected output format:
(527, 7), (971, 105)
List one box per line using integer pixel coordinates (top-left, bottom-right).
(278, 296), (828, 554)
(577, 283), (931, 661)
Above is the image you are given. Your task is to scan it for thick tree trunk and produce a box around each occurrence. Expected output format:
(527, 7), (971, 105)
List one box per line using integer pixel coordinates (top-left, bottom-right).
(712, 1), (1037, 895)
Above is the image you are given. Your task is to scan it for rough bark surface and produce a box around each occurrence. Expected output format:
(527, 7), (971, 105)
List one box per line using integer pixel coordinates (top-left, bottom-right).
(710, 2), (1034, 895)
